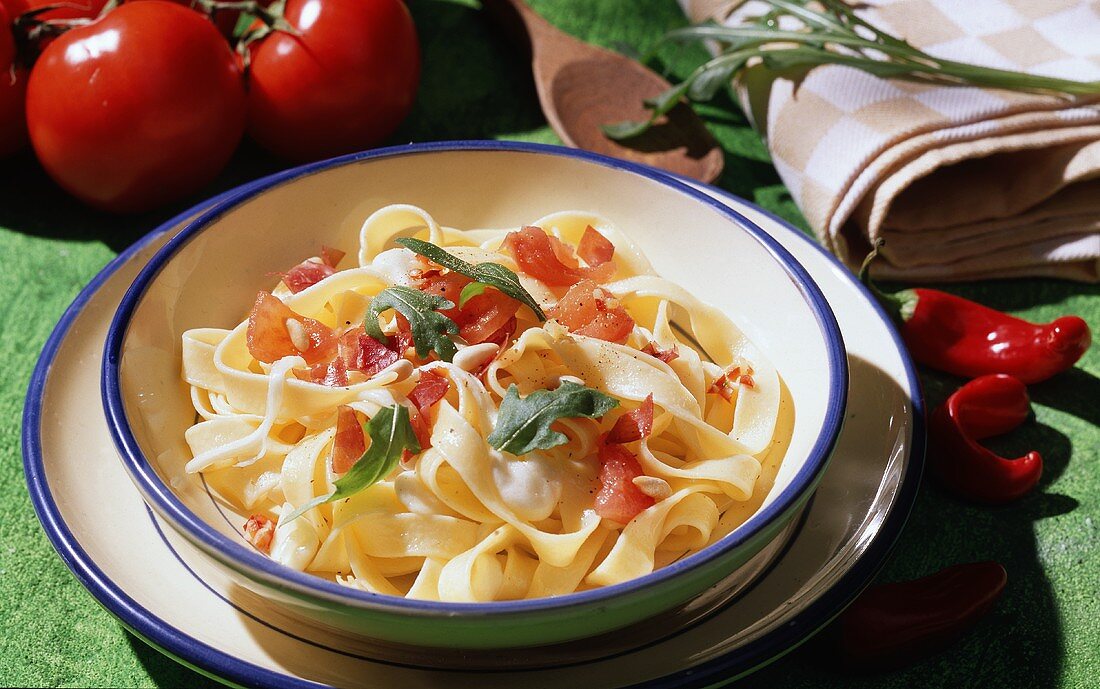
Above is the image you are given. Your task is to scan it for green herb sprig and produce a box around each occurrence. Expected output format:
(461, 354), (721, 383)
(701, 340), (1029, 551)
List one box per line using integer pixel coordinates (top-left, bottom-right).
(604, 0), (1100, 140)
(396, 237), (546, 321)
(487, 382), (619, 456)
(459, 282), (490, 307)
(283, 405), (420, 523)
(364, 286), (459, 362)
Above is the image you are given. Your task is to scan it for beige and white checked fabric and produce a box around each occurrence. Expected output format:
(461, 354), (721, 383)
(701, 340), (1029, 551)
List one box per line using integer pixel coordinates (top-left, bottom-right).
(681, 0), (1100, 282)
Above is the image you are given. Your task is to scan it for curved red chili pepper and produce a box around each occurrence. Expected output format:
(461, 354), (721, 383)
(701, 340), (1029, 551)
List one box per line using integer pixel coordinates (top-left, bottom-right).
(930, 374), (1042, 503)
(839, 562), (1007, 670)
(860, 244), (1091, 383)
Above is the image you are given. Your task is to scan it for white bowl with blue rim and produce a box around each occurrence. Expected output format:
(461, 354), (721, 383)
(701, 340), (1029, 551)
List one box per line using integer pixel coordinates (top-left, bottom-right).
(102, 141), (847, 650)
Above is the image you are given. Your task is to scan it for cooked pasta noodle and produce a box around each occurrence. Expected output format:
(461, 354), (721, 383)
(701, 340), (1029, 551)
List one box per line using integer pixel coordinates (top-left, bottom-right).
(181, 204), (787, 601)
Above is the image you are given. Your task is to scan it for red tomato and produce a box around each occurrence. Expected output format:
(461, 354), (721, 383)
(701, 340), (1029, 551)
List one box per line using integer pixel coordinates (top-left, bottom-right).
(0, 1), (28, 157)
(4, 0), (107, 21)
(550, 279), (635, 344)
(245, 0), (419, 162)
(594, 439), (654, 524)
(25, 1), (246, 213)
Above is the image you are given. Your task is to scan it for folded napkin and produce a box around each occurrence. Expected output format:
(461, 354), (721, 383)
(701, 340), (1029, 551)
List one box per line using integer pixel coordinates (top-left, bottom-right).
(680, 0), (1100, 282)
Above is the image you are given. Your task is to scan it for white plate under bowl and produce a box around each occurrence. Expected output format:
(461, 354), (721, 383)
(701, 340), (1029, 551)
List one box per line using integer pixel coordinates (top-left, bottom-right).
(23, 169), (923, 688)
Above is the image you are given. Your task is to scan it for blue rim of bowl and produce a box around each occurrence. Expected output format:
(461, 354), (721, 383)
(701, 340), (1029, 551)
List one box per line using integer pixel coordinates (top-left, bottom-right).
(99, 140), (848, 617)
(20, 152), (926, 689)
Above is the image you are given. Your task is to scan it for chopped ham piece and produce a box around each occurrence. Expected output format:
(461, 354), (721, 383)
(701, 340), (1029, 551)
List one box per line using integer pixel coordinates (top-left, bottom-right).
(407, 371), (450, 412)
(282, 246), (345, 294)
(709, 365), (754, 401)
(338, 326), (399, 376)
(332, 405), (366, 474)
(641, 341), (679, 363)
(404, 371), (451, 452)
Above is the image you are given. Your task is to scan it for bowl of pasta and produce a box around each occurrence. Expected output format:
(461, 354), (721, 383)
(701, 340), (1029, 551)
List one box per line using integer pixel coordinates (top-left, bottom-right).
(103, 141), (847, 652)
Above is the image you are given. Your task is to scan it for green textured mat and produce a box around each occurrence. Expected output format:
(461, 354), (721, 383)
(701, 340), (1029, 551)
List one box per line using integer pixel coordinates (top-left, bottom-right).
(1, 0), (1096, 686)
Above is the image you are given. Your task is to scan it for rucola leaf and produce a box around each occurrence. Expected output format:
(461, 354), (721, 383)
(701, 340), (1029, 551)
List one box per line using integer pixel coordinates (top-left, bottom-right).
(488, 381), (619, 456)
(283, 405), (420, 523)
(396, 237), (547, 320)
(364, 286), (459, 362)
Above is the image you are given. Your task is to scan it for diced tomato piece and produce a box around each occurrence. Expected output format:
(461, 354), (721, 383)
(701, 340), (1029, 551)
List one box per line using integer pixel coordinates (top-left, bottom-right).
(483, 315), (517, 349)
(642, 341), (679, 363)
(320, 246), (345, 268)
(244, 514), (275, 554)
(246, 291), (337, 366)
(408, 371), (450, 412)
(607, 394), (654, 444)
(577, 225), (615, 267)
(307, 357), (349, 387)
(550, 279), (634, 344)
(417, 269), (467, 313)
(503, 226), (615, 286)
(458, 288), (520, 344)
(417, 269), (520, 345)
(403, 371), (451, 453)
(594, 438), (655, 524)
(332, 406), (367, 474)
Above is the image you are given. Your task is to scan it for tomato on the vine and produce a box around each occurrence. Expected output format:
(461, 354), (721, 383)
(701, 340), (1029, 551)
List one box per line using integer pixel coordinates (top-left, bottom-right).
(0, 0), (27, 157)
(245, 0), (420, 162)
(3, 0), (107, 21)
(25, 1), (246, 212)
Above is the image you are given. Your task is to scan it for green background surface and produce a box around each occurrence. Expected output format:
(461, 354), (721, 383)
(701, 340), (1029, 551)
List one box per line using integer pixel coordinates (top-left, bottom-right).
(1, 0), (1097, 686)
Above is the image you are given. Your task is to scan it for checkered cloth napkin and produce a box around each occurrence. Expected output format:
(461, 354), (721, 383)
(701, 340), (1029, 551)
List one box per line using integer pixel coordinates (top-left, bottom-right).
(680, 0), (1100, 282)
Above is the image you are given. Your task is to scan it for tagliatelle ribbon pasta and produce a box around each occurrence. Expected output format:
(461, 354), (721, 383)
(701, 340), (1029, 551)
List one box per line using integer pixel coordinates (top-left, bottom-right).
(181, 204), (784, 601)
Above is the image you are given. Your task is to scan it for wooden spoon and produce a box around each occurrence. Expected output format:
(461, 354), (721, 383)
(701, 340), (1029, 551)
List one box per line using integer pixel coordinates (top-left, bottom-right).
(484, 0), (725, 183)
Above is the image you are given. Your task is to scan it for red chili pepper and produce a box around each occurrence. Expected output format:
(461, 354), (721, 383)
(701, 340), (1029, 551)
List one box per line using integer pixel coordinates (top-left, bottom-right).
(930, 374), (1042, 503)
(860, 244), (1091, 384)
(839, 562), (1007, 670)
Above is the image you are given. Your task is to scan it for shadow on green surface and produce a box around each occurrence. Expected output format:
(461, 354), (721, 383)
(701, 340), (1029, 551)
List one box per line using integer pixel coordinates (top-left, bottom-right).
(0, 143), (287, 253)
(1029, 366), (1100, 429)
(126, 631), (225, 689)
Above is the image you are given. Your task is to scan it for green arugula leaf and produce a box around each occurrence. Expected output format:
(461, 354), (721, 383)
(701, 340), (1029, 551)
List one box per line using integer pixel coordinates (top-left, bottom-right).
(284, 405), (420, 523)
(458, 281), (490, 308)
(395, 237), (547, 321)
(487, 382), (619, 456)
(364, 286), (459, 362)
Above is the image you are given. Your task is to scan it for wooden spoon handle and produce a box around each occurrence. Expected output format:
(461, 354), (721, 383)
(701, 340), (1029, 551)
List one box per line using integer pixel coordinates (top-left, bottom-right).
(481, 0), (576, 65)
